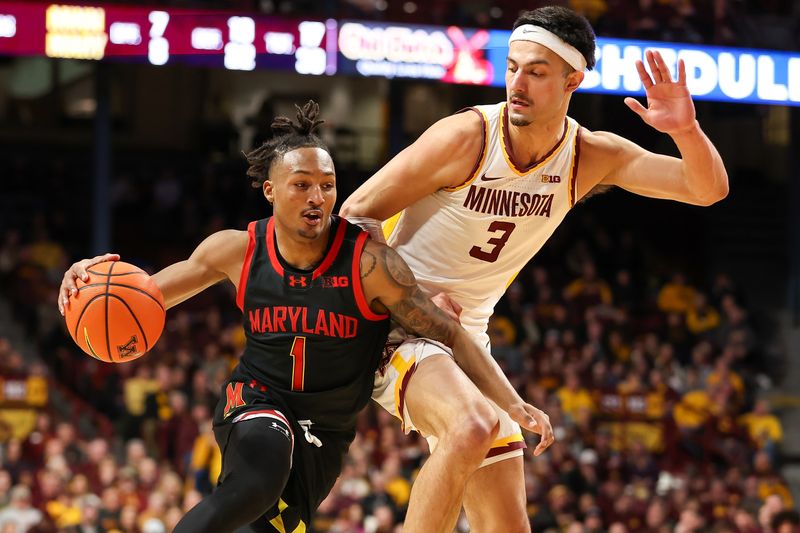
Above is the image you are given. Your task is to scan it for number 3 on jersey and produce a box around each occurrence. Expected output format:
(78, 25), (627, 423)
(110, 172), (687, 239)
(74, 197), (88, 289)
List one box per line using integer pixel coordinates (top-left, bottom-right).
(289, 336), (306, 391)
(470, 221), (516, 263)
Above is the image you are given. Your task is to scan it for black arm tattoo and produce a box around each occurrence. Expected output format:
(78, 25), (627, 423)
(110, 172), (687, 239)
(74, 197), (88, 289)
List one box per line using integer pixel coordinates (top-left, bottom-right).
(380, 247), (416, 287)
(360, 249), (377, 279)
(373, 245), (459, 345)
(385, 286), (458, 347)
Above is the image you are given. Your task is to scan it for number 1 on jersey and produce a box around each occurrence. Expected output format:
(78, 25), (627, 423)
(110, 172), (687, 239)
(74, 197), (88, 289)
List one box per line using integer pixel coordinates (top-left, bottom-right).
(470, 221), (516, 263)
(289, 336), (306, 391)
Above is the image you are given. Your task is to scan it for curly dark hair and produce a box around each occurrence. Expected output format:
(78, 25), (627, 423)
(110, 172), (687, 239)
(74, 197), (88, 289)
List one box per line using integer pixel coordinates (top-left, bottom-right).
(245, 100), (329, 188)
(513, 6), (597, 71)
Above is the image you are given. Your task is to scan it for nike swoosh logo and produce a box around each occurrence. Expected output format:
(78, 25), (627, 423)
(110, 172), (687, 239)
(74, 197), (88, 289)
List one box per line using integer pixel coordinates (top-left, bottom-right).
(481, 174), (504, 181)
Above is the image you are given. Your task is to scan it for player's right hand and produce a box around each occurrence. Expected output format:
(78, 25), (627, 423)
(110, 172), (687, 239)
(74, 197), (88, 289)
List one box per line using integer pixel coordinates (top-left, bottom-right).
(430, 292), (462, 322)
(506, 402), (555, 457)
(58, 253), (120, 316)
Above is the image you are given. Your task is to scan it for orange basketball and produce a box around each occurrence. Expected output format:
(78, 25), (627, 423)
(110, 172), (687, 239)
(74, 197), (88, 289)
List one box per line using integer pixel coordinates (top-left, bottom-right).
(64, 261), (165, 363)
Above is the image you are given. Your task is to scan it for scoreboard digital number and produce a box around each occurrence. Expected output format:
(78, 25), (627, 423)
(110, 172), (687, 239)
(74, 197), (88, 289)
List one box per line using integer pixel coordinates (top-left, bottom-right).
(0, 1), (338, 75)
(1, 1), (798, 106)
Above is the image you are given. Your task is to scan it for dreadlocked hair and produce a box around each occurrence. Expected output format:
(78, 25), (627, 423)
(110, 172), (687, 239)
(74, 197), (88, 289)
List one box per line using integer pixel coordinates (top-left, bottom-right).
(245, 100), (329, 188)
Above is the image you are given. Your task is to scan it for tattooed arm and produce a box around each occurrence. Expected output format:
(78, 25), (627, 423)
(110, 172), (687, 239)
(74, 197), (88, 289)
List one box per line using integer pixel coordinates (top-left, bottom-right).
(360, 240), (455, 344)
(359, 239), (554, 451)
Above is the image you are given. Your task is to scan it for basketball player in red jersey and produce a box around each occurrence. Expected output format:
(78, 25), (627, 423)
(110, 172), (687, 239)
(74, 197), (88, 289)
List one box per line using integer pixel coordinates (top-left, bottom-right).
(58, 102), (552, 532)
(341, 6), (728, 532)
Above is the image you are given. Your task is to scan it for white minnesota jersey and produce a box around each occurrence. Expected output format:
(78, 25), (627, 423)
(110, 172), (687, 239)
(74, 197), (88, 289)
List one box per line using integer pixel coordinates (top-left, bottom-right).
(384, 102), (581, 335)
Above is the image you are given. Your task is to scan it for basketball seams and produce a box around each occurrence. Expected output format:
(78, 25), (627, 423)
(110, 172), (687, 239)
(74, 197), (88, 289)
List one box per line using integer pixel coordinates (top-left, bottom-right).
(105, 262), (115, 362)
(72, 294), (108, 341)
(71, 288), (159, 362)
(107, 294), (149, 354)
(66, 261), (164, 363)
(86, 270), (144, 277)
(78, 282), (165, 311)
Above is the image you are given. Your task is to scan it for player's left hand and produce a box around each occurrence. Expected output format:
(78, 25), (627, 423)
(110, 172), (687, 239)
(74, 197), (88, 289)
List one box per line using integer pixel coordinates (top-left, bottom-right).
(507, 402), (554, 456)
(624, 50), (697, 136)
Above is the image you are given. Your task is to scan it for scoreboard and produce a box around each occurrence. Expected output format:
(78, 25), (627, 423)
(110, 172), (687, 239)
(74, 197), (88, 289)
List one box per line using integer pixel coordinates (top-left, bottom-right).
(0, 1), (798, 106)
(0, 2), (338, 74)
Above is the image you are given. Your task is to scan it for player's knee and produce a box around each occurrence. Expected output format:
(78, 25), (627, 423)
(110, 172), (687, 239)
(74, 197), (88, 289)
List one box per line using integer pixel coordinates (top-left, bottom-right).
(228, 421), (292, 510)
(447, 399), (499, 453)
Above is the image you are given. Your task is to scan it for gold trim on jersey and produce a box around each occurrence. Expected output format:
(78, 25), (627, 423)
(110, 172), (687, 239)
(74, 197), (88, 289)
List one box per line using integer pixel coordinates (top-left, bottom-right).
(443, 106), (491, 192)
(391, 352), (417, 431)
(505, 271), (520, 289)
(382, 210), (404, 241)
(490, 432), (525, 448)
(500, 103), (573, 177)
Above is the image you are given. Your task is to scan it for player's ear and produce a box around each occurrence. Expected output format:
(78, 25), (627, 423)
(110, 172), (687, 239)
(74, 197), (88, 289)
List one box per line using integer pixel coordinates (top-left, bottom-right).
(565, 70), (584, 93)
(263, 179), (274, 204)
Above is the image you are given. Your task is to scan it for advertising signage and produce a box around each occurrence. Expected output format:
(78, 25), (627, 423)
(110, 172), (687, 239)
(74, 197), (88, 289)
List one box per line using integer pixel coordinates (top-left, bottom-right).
(0, 1), (338, 74)
(337, 20), (494, 85)
(581, 39), (800, 106)
(339, 21), (800, 107)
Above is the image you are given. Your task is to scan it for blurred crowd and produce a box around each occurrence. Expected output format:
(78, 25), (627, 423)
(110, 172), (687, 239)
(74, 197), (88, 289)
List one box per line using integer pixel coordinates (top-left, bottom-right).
(0, 152), (797, 532)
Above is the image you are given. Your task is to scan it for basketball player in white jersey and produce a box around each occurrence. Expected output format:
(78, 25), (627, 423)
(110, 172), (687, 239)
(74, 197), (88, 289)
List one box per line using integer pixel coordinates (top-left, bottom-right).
(340, 5), (728, 532)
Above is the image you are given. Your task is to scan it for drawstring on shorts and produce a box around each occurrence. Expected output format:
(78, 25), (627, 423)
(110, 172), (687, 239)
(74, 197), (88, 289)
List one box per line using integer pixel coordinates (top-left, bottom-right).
(298, 419), (322, 447)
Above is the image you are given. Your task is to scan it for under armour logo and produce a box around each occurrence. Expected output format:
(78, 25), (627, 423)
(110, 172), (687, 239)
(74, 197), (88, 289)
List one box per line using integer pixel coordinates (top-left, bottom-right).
(117, 336), (139, 358)
(288, 275), (308, 287)
(269, 421), (291, 440)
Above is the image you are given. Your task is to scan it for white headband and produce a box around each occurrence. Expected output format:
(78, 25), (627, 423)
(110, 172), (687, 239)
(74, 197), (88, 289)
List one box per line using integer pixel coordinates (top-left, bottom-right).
(508, 24), (587, 72)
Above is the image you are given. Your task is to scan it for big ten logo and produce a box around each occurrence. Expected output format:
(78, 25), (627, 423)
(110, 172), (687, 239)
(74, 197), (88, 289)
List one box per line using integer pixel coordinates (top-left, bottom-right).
(541, 174), (561, 183)
(322, 276), (349, 288)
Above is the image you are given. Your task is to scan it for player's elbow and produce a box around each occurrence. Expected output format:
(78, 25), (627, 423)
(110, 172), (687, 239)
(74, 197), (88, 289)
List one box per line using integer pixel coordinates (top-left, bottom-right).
(690, 169), (729, 206)
(712, 183), (730, 204)
(338, 196), (366, 218)
(695, 181), (729, 206)
(716, 178), (731, 201)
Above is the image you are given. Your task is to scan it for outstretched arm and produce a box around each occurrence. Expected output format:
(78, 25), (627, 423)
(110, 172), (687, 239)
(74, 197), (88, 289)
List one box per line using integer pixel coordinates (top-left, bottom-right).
(586, 50), (728, 206)
(339, 111), (484, 221)
(151, 230), (247, 309)
(58, 230), (247, 314)
(360, 239), (554, 455)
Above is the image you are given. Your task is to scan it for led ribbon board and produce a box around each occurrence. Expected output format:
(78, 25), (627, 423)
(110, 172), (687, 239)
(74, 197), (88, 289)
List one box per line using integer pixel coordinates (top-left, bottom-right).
(0, 1), (338, 74)
(1, 3), (797, 106)
(482, 31), (800, 107)
(337, 21), (800, 106)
